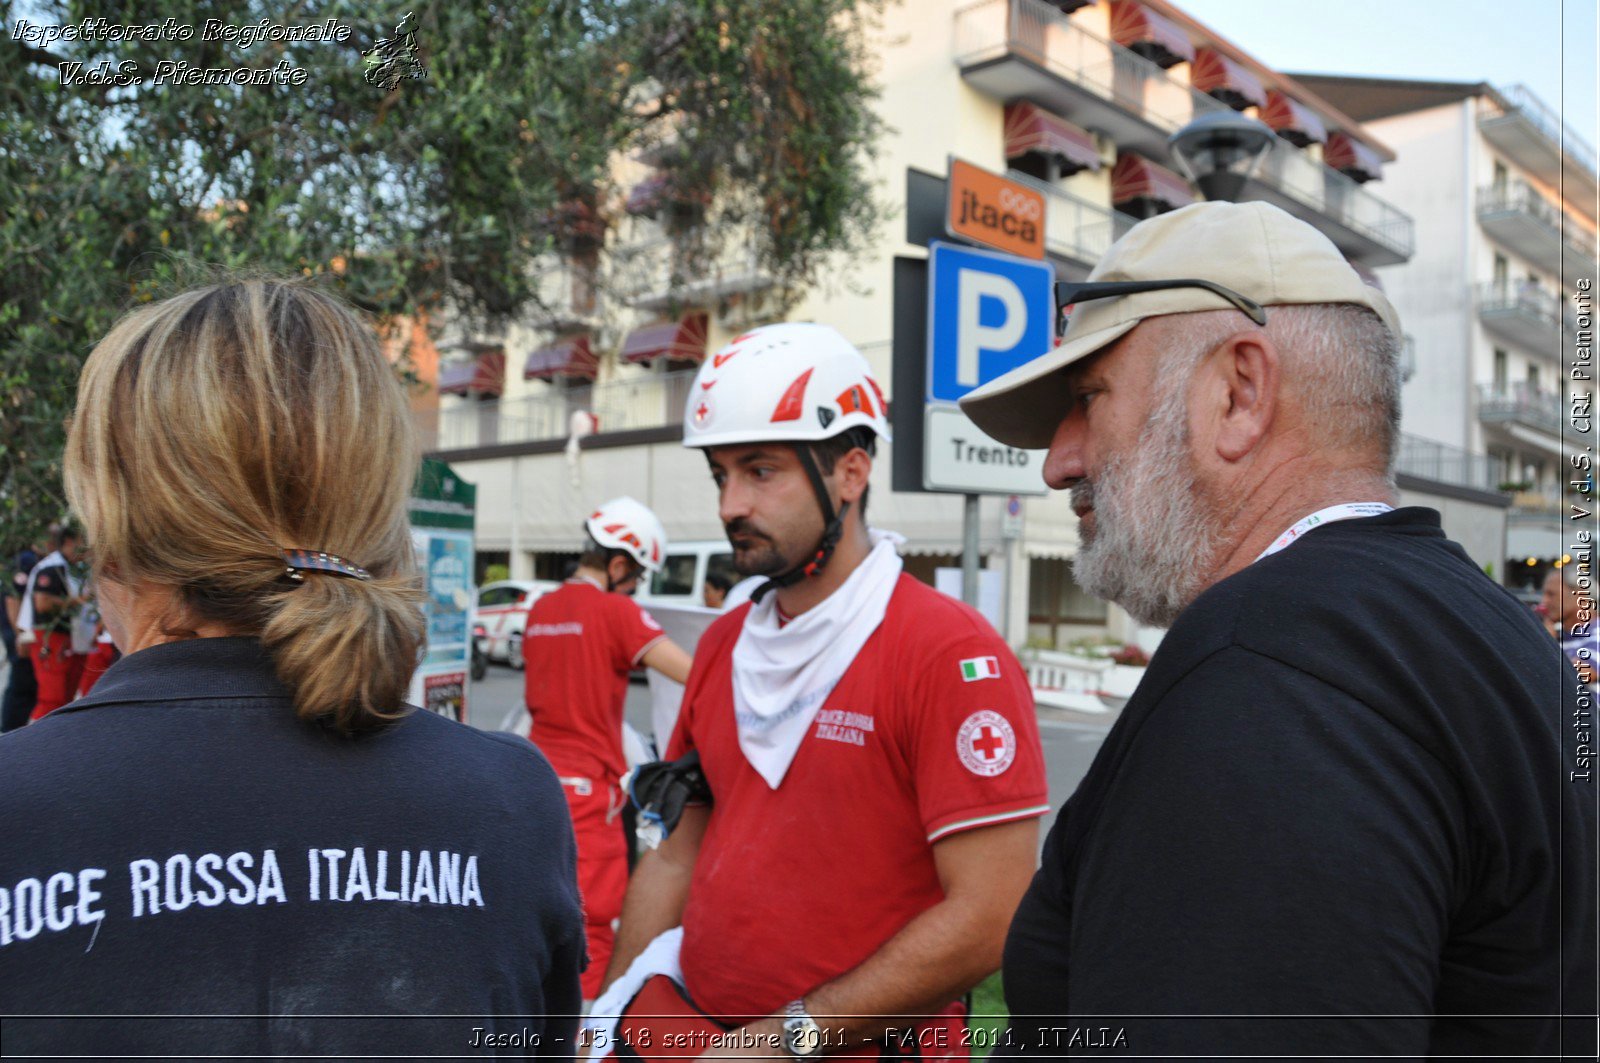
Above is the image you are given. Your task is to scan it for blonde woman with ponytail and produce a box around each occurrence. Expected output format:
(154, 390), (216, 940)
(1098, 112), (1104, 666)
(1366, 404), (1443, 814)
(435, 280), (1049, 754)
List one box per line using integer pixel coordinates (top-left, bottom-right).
(0, 281), (584, 1056)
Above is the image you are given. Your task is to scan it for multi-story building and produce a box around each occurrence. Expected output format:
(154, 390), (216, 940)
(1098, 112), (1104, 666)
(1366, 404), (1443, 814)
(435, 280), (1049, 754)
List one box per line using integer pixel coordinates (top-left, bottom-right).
(1294, 75), (1598, 594)
(419, 0), (1510, 647)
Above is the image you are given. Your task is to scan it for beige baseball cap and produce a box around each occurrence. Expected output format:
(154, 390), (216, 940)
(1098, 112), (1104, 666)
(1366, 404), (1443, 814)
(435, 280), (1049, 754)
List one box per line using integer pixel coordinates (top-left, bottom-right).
(958, 200), (1401, 449)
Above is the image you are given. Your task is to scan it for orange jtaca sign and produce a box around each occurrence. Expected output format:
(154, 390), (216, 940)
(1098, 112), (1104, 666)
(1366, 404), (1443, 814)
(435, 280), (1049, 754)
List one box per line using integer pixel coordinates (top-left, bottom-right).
(947, 158), (1047, 260)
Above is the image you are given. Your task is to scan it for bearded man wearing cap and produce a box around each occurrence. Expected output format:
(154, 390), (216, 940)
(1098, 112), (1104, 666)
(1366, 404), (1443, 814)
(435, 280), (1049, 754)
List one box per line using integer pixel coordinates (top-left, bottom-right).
(961, 201), (1596, 1055)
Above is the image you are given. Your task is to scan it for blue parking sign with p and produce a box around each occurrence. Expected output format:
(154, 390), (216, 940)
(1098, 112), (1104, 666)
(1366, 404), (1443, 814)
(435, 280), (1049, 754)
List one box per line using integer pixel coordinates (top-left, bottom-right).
(926, 241), (1055, 403)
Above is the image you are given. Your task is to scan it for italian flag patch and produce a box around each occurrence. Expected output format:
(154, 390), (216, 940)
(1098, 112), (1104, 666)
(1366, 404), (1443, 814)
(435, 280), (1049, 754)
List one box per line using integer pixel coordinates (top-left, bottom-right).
(960, 656), (1000, 682)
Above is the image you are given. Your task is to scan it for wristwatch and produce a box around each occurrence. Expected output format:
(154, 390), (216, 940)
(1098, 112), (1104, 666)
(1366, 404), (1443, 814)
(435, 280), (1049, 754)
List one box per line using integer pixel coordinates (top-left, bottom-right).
(782, 999), (825, 1060)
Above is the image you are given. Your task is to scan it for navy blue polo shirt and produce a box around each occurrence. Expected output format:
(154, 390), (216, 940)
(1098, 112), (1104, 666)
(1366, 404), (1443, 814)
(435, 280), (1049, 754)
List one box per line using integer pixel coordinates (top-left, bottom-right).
(0, 636), (583, 1057)
(2, 548), (39, 641)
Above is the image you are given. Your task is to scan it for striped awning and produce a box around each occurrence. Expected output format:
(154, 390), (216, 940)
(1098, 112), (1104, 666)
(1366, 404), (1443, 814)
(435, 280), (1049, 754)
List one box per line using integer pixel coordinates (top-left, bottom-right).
(624, 174), (671, 217)
(620, 312), (709, 364)
(524, 335), (598, 380)
(1108, 1), (1194, 69)
(1324, 132), (1383, 183)
(438, 348), (505, 398)
(1111, 153), (1196, 211)
(1004, 103), (1101, 174)
(1190, 48), (1267, 111)
(1261, 90), (1327, 147)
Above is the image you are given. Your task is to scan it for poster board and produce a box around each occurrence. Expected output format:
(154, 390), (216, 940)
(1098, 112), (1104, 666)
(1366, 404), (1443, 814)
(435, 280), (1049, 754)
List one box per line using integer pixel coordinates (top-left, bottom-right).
(408, 459), (477, 722)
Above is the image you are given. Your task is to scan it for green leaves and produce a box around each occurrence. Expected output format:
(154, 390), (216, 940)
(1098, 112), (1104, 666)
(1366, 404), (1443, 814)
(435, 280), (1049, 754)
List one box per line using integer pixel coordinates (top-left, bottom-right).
(1, 0), (886, 549)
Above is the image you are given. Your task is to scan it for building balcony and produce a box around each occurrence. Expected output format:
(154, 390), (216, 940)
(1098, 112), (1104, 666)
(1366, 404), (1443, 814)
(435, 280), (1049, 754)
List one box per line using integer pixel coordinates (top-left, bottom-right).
(1393, 433), (1503, 494)
(1477, 185), (1597, 287)
(1004, 169), (1139, 268)
(528, 259), (602, 332)
(1477, 382), (1570, 449)
(1508, 488), (1566, 516)
(952, 0), (1413, 264)
(421, 368), (698, 455)
(1478, 84), (1598, 222)
(1475, 281), (1567, 357)
(612, 234), (776, 313)
(1242, 135), (1413, 266)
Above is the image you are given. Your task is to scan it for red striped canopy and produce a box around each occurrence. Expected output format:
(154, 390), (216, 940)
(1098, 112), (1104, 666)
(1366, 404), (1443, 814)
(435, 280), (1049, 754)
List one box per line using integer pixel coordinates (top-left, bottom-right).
(1261, 90), (1328, 147)
(1324, 132), (1383, 183)
(620, 312), (710, 364)
(524, 335), (599, 380)
(439, 348), (505, 398)
(1004, 103), (1101, 174)
(1108, 1), (1194, 68)
(625, 174), (671, 216)
(1190, 48), (1267, 111)
(1110, 153), (1196, 210)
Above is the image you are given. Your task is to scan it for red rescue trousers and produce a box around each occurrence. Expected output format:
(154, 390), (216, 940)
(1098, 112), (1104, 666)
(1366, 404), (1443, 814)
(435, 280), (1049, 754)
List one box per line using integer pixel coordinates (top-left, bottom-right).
(32, 633), (86, 720)
(78, 641), (118, 696)
(557, 771), (630, 1001)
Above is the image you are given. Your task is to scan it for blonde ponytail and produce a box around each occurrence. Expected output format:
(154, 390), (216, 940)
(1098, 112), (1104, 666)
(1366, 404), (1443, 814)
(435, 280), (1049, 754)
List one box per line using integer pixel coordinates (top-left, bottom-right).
(65, 280), (426, 732)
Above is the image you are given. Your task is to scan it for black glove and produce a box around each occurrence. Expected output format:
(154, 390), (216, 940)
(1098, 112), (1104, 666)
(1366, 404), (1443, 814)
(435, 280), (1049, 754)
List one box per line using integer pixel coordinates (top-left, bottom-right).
(625, 750), (713, 849)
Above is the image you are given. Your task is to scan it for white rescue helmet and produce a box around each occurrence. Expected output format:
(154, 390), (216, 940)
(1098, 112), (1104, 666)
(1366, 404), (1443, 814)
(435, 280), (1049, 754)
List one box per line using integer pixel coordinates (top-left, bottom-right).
(682, 323), (891, 449)
(585, 496), (668, 572)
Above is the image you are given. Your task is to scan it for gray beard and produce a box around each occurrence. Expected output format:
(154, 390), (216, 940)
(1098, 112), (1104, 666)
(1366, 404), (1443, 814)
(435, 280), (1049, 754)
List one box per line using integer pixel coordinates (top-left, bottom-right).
(1070, 384), (1225, 629)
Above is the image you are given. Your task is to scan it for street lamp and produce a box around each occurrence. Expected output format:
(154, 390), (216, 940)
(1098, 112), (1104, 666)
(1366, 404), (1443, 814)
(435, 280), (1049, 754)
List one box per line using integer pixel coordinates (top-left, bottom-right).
(1168, 112), (1276, 203)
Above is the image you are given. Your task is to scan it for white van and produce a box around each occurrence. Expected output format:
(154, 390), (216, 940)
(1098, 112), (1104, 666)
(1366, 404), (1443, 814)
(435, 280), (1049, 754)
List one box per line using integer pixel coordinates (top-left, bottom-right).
(635, 540), (737, 609)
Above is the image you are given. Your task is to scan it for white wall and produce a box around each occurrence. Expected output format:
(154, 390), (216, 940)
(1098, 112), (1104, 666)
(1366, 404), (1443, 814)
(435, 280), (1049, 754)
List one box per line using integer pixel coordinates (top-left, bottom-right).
(1366, 101), (1474, 450)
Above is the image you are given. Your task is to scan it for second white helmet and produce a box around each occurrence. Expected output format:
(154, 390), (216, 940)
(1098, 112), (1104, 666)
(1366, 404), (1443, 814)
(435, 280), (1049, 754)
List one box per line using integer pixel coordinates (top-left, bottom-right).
(585, 496), (667, 572)
(682, 323), (892, 449)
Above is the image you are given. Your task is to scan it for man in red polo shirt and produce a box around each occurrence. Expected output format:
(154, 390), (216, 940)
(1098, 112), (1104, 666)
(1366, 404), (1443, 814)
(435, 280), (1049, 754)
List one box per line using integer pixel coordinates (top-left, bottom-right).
(601, 325), (1048, 1059)
(524, 496), (692, 1000)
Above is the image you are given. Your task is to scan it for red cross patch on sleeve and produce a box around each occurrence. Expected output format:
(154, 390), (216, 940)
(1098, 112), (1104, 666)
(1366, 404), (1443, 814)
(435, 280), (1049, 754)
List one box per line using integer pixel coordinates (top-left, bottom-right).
(956, 710), (1017, 777)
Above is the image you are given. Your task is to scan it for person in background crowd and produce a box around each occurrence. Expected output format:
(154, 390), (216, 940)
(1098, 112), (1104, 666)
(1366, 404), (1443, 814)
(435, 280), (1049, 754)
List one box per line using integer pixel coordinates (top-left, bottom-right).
(0, 280), (583, 1057)
(75, 568), (121, 696)
(522, 496), (692, 1001)
(0, 532), (44, 732)
(960, 200), (1596, 1056)
(700, 570), (733, 610)
(1542, 565), (1598, 685)
(15, 524), (87, 720)
(598, 324), (1047, 1058)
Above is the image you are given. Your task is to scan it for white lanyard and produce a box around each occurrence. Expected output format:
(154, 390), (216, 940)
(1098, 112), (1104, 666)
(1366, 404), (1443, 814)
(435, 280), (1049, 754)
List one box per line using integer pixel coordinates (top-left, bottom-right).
(1255, 503), (1395, 562)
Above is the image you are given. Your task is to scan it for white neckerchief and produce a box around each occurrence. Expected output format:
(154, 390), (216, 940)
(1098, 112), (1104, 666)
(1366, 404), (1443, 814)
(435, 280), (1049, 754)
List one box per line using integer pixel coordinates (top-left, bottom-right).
(1254, 503), (1395, 562)
(16, 551), (79, 634)
(731, 529), (904, 789)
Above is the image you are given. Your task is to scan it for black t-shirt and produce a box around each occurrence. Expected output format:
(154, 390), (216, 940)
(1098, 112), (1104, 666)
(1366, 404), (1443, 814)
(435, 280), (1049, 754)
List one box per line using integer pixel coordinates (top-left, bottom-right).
(1002, 508), (1597, 1057)
(30, 563), (66, 599)
(0, 637), (584, 1057)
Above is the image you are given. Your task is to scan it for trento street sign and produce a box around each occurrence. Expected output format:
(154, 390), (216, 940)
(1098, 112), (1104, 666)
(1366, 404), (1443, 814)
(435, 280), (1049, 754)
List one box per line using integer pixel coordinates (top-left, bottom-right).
(924, 240), (1052, 495)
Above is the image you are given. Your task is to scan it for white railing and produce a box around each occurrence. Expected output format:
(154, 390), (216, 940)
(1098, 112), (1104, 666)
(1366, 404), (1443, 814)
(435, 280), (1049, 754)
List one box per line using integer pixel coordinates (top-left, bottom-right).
(1393, 434), (1502, 493)
(1476, 281), (1565, 332)
(422, 369), (698, 453)
(1491, 84), (1598, 180)
(1476, 382), (1568, 438)
(1018, 648), (1144, 713)
(953, 0), (1414, 258)
(612, 234), (774, 308)
(1478, 183), (1598, 260)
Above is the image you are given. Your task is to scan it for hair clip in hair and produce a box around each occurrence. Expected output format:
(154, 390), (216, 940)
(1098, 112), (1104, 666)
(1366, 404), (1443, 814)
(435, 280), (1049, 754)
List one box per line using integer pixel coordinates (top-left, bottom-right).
(282, 549), (373, 582)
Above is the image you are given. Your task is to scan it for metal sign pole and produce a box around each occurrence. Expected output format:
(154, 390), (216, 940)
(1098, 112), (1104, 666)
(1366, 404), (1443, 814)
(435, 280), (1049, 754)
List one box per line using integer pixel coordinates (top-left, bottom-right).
(962, 493), (980, 607)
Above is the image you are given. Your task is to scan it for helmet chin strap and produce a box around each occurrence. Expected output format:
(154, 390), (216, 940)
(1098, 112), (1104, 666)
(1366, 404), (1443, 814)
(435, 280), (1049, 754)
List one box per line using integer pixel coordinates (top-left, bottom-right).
(749, 444), (851, 606)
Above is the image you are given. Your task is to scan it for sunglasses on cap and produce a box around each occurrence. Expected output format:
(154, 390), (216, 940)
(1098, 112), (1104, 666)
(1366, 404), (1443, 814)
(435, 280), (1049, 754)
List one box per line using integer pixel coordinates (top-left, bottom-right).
(1055, 279), (1267, 338)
